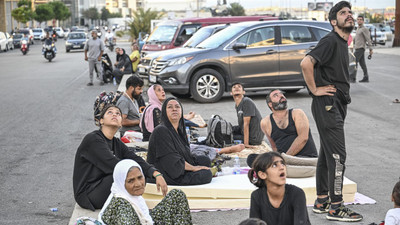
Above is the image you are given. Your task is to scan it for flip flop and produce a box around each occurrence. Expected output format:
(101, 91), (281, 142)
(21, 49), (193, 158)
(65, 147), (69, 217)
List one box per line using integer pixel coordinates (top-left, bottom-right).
(393, 99), (400, 103)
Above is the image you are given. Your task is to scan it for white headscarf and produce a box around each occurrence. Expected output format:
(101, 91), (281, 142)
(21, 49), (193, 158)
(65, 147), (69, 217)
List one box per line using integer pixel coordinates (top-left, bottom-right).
(99, 159), (153, 225)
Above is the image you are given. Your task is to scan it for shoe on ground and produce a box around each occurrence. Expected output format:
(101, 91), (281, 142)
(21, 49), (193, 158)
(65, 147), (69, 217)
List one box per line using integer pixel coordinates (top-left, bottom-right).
(100, 81), (105, 86)
(359, 78), (369, 83)
(87, 82), (93, 86)
(349, 79), (356, 83)
(326, 204), (363, 222)
(313, 198), (331, 214)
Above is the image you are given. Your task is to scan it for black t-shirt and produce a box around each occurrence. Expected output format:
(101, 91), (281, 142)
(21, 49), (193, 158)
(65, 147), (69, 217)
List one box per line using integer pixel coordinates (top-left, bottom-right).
(307, 31), (351, 104)
(236, 97), (264, 145)
(73, 130), (156, 210)
(250, 184), (310, 225)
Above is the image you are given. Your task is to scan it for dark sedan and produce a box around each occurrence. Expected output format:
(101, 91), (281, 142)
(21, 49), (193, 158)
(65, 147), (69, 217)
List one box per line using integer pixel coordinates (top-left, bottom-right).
(12, 33), (24, 48)
(65, 32), (87, 52)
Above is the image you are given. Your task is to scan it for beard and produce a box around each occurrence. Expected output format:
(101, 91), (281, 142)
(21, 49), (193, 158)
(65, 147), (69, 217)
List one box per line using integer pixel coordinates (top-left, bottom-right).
(337, 18), (354, 34)
(271, 100), (288, 111)
(132, 90), (141, 100)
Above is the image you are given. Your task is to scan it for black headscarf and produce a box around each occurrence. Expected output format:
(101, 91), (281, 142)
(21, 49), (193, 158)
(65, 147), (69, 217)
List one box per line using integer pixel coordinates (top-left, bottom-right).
(160, 97), (193, 164)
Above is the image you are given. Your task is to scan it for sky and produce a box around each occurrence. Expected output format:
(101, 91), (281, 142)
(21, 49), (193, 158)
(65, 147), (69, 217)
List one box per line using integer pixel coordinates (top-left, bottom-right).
(205, 0), (396, 9)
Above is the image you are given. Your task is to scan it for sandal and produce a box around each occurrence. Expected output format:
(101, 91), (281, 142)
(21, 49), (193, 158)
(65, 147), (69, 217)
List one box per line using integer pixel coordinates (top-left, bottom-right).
(393, 99), (400, 103)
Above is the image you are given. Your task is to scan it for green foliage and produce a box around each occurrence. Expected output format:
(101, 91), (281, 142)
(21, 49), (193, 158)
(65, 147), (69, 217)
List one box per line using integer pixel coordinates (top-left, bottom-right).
(116, 30), (125, 37)
(49, 1), (71, 22)
(101, 7), (110, 22)
(12, 0), (33, 24)
(228, 3), (245, 16)
(128, 8), (162, 40)
(33, 3), (54, 23)
(109, 12), (123, 18)
(82, 7), (99, 22)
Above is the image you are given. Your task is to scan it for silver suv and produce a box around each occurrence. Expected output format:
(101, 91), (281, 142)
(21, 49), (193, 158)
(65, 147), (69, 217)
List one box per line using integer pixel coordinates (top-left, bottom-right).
(149, 20), (356, 103)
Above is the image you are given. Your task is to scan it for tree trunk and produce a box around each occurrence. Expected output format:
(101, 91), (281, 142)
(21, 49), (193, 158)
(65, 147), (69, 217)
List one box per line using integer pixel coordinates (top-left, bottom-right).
(393, 0), (400, 46)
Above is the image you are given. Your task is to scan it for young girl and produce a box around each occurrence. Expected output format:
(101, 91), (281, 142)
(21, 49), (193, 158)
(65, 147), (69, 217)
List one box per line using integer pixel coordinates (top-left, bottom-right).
(385, 180), (400, 225)
(248, 152), (310, 225)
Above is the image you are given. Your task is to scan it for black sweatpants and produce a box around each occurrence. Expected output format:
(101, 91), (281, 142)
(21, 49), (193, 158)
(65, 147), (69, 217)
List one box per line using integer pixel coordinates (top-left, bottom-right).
(311, 95), (347, 203)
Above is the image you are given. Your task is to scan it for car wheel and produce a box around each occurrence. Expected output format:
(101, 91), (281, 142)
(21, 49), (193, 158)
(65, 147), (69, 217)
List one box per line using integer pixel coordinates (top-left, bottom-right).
(190, 68), (225, 103)
(5, 45), (8, 52)
(171, 93), (192, 99)
(66, 48), (70, 53)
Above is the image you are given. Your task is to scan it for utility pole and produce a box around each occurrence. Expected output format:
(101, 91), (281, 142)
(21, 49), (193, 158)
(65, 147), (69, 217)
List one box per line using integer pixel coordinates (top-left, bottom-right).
(197, 0), (199, 17)
(393, 0), (400, 46)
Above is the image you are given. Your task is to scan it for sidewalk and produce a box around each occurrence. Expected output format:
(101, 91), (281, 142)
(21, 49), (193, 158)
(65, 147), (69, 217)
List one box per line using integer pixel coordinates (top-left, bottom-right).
(373, 46), (400, 56)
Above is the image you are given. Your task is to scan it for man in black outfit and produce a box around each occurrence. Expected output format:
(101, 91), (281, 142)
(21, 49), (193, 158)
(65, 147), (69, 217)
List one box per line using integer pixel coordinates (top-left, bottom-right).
(300, 1), (363, 222)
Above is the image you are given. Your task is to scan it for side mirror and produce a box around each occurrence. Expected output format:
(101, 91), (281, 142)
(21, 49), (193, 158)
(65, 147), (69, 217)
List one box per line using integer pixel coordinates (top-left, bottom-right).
(174, 36), (184, 46)
(232, 42), (247, 50)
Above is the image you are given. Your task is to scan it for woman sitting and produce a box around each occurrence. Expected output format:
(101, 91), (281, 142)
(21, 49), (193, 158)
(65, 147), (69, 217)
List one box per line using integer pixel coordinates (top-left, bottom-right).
(248, 152), (310, 225)
(147, 97), (213, 185)
(141, 85), (244, 155)
(99, 159), (192, 225)
(73, 104), (167, 211)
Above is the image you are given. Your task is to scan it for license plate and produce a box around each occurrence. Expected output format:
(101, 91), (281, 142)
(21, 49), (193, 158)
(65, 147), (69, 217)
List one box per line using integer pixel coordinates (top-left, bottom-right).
(149, 75), (156, 83)
(138, 67), (145, 73)
(73, 45), (80, 48)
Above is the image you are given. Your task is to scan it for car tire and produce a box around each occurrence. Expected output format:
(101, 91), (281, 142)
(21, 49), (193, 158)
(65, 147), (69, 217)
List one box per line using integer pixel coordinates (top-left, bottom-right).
(5, 45), (8, 52)
(171, 93), (192, 99)
(190, 68), (225, 103)
(66, 48), (70, 53)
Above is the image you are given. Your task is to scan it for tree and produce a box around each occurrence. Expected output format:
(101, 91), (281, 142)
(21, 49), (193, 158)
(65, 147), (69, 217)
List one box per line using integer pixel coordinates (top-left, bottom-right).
(49, 1), (71, 23)
(109, 12), (123, 18)
(33, 3), (54, 24)
(11, 0), (33, 24)
(100, 7), (110, 23)
(82, 7), (99, 24)
(228, 3), (245, 16)
(128, 8), (162, 40)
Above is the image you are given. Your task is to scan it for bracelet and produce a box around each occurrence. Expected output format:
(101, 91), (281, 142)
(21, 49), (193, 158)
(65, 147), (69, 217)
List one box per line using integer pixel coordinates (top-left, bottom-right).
(154, 173), (163, 178)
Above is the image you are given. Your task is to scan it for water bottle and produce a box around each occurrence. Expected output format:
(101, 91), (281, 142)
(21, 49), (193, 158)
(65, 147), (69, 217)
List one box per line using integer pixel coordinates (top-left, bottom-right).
(185, 126), (190, 142)
(233, 156), (241, 174)
(113, 77), (117, 86)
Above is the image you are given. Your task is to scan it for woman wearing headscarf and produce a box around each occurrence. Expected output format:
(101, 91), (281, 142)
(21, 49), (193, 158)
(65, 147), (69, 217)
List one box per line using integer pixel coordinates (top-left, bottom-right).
(112, 48), (133, 84)
(73, 104), (167, 211)
(99, 159), (192, 225)
(147, 97), (213, 185)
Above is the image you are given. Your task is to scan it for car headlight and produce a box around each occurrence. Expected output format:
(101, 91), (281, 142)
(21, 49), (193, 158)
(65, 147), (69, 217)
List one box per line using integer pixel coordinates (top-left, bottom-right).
(65, 41), (72, 45)
(167, 56), (194, 66)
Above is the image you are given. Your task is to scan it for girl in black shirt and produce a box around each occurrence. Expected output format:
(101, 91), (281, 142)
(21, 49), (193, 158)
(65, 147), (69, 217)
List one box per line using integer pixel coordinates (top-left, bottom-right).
(248, 152), (310, 225)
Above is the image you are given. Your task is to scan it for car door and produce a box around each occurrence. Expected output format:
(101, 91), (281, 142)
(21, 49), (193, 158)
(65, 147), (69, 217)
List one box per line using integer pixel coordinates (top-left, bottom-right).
(277, 25), (317, 86)
(228, 26), (279, 87)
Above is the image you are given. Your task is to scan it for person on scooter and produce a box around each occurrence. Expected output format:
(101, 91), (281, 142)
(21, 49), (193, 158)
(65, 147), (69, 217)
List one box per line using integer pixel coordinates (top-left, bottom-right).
(21, 34), (30, 48)
(42, 32), (57, 55)
(105, 30), (115, 45)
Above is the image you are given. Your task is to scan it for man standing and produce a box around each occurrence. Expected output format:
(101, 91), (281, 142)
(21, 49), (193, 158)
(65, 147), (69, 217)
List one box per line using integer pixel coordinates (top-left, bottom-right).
(261, 89), (318, 157)
(231, 83), (264, 148)
(84, 30), (105, 86)
(300, 1), (363, 222)
(352, 15), (373, 83)
(116, 76), (144, 137)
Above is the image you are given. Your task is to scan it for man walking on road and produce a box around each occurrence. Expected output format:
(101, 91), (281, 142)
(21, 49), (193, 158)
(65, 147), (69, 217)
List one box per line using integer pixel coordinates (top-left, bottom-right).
(84, 30), (105, 86)
(352, 15), (373, 83)
(300, 1), (363, 222)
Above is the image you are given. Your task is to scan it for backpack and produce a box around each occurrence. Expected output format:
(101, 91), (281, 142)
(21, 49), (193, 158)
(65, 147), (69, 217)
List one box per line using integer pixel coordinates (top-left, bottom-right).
(205, 115), (233, 148)
(93, 91), (123, 126)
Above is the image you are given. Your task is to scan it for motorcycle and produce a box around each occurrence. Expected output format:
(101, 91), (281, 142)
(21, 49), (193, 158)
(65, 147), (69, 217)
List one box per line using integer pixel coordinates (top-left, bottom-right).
(21, 40), (29, 55)
(52, 33), (57, 42)
(94, 53), (113, 83)
(97, 30), (102, 38)
(105, 37), (115, 51)
(43, 42), (56, 62)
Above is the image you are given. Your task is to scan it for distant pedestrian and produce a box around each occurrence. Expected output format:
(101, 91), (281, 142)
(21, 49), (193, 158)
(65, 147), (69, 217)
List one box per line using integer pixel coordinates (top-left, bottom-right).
(300, 1), (363, 222)
(84, 30), (105, 86)
(384, 180), (400, 225)
(352, 15), (373, 83)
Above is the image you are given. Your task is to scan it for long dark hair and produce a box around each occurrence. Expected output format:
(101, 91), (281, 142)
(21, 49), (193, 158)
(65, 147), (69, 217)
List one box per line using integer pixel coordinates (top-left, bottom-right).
(247, 152), (285, 188)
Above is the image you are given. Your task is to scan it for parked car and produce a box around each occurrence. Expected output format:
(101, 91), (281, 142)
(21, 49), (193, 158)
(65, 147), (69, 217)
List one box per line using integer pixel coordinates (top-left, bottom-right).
(0, 32), (8, 52)
(32, 28), (45, 40)
(148, 20), (357, 103)
(138, 24), (229, 78)
(65, 32), (87, 52)
(364, 24), (387, 45)
(54, 27), (65, 38)
(380, 25), (393, 42)
(18, 28), (34, 44)
(5, 32), (14, 50)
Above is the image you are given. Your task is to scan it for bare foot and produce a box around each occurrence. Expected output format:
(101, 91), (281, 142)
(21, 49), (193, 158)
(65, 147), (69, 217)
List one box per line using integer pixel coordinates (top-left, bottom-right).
(184, 111), (196, 120)
(220, 144), (245, 154)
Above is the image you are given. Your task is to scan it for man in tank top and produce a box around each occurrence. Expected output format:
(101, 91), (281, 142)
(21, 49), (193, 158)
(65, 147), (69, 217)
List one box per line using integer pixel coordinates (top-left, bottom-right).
(260, 89), (317, 157)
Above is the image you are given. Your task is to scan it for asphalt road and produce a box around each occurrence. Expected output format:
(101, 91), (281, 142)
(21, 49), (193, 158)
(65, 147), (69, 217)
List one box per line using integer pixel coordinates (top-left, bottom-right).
(0, 40), (399, 225)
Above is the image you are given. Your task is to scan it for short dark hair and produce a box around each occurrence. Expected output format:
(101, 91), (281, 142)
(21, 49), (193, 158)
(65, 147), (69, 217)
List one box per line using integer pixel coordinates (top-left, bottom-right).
(99, 104), (122, 127)
(357, 15), (364, 20)
(329, 1), (352, 27)
(247, 152), (285, 188)
(231, 82), (244, 90)
(393, 180), (400, 206)
(125, 75), (144, 90)
(265, 89), (282, 110)
(238, 218), (267, 225)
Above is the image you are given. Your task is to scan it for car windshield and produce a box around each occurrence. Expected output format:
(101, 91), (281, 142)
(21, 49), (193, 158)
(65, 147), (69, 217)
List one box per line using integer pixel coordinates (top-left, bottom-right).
(69, 33), (85, 39)
(197, 25), (245, 49)
(14, 34), (23, 39)
(183, 27), (214, 48)
(32, 29), (42, 32)
(147, 25), (177, 43)
(19, 30), (29, 34)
